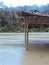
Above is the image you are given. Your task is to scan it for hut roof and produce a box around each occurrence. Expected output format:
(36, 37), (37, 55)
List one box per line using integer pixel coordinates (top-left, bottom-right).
(19, 11), (49, 17)
(17, 11), (49, 27)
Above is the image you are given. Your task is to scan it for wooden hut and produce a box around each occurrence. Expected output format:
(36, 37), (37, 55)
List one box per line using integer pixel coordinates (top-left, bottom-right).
(17, 11), (49, 50)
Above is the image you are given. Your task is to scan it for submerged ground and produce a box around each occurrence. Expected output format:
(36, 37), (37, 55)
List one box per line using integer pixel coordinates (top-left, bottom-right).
(0, 33), (49, 65)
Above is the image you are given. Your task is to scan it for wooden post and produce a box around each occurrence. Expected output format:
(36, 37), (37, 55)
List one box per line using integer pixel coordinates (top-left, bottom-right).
(26, 18), (28, 50)
(24, 17), (28, 50)
(24, 18), (26, 46)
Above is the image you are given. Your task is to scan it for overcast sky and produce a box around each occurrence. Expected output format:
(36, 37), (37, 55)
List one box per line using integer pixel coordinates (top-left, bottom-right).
(0, 0), (49, 7)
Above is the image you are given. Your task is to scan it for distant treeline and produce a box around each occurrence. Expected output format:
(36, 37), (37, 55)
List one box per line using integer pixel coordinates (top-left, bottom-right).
(0, 9), (23, 32)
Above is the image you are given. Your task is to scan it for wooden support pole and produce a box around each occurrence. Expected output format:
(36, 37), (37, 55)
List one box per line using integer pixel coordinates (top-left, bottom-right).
(24, 17), (28, 50)
(24, 18), (26, 45)
(26, 19), (28, 50)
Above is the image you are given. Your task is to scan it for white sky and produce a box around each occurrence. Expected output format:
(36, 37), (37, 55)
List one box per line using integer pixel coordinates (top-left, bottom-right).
(0, 0), (49, 7)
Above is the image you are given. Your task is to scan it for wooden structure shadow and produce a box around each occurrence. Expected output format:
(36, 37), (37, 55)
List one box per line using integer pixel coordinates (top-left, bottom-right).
(17, 11), (49, 50)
